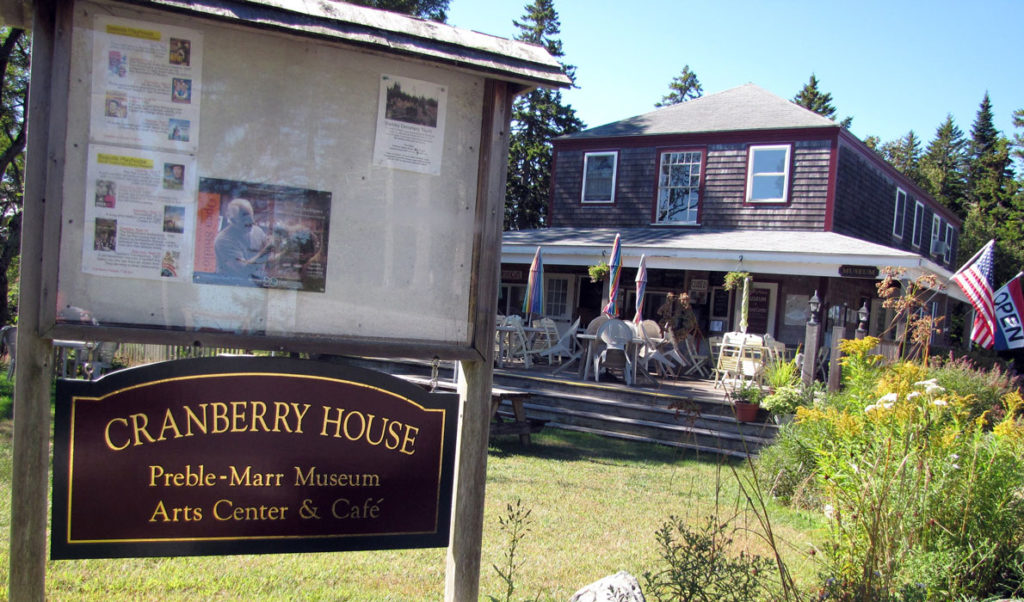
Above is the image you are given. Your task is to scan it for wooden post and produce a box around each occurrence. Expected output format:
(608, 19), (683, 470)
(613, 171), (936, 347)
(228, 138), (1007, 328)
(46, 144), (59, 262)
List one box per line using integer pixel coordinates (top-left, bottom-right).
(827, 324), (845, 393)
(802, 321), (819, 387)
(10, 0), (60, 598)
(444, 79), (512, 601)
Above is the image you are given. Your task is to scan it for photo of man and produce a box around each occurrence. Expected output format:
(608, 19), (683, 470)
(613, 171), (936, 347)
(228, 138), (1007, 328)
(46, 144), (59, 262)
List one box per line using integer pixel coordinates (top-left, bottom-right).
(214, 198), (267, 285)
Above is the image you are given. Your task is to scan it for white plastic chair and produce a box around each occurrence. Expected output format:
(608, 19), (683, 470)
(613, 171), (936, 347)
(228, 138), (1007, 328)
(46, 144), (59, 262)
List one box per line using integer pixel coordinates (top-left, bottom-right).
(537, 316), (581, 366)
(683, 335), (711, 378)
(593, 319), (634, 385)
(635, 320), (676, 379)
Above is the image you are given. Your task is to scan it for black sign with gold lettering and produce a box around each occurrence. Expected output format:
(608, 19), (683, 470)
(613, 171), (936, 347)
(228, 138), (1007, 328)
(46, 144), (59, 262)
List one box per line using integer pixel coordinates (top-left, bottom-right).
(51, 356), (457, 559)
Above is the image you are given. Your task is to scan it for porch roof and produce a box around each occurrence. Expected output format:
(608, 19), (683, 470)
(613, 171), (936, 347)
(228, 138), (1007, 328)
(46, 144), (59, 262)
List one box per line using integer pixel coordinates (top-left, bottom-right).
(502, 227), (967, 303)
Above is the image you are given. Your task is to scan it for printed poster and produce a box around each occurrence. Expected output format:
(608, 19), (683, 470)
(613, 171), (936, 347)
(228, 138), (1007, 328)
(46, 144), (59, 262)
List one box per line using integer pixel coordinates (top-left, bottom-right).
(81, 145), (197, 281)
(372, 74), (447, 176)
(192, 178), (332, 293)
(90, 16), (203, 153)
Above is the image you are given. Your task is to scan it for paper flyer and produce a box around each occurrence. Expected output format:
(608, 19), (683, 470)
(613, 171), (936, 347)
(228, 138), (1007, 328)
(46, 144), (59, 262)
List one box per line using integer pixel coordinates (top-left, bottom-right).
(90, 16), (203, 153)
(81, 145), (197, 281)
(372, 74), (447, 176)
(192, 178), (332, 293)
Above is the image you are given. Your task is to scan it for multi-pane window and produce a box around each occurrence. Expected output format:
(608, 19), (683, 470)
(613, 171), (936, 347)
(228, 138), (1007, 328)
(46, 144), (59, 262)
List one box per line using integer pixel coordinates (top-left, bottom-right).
(544, 277), (569, 319)
(892, 188), (907, 238)
(746, 145), (791, 203)
(930, 215), (942, 255)
(912, 201), (924, 247)
(656, 150), (702, 224)
(581, 151), (617, 203)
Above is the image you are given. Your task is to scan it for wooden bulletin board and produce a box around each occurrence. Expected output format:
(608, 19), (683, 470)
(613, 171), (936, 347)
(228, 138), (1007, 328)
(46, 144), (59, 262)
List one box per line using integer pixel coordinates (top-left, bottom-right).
(48, 0), (496, 357)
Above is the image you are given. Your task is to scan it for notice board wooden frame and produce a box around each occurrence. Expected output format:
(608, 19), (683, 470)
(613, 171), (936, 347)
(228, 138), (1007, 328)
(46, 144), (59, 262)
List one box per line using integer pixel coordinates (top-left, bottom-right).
(7, 0), (570, 600)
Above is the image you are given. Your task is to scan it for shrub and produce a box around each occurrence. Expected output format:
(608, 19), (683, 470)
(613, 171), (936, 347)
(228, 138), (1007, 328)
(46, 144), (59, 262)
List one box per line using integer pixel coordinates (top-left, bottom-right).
(642, 514), (777, 602)
(928, 352), (1020, 426)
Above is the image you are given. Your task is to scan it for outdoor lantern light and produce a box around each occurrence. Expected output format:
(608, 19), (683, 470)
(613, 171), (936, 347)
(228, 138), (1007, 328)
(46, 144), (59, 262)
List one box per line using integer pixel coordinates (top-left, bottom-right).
(808, 290), (820, 325)
(857, 301), (869, 335)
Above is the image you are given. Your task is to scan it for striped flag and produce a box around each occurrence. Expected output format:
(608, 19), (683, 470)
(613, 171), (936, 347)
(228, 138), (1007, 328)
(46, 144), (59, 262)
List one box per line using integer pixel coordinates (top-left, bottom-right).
(953, 239), (996, 349)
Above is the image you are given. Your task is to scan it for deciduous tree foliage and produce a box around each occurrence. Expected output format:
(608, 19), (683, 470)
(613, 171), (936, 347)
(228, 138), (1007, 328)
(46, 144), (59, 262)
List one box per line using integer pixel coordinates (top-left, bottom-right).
(655, 65), (702, 107)
(504, 0), (583, 230)
(344, 0), (448, 22)
(0, 28), (28, 326)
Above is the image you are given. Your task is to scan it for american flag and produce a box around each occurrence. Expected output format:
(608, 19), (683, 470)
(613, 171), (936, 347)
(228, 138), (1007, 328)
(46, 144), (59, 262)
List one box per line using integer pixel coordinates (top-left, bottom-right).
(953, 239), (996, 348)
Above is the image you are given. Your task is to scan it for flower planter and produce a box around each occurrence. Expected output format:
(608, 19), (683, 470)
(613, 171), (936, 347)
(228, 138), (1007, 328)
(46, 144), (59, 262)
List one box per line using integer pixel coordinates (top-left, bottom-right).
(733, 400), (760, 422)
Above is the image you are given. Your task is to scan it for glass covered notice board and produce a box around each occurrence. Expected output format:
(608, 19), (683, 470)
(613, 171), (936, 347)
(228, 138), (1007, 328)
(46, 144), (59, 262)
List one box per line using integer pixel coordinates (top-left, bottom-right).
(53, 0), (491, 353)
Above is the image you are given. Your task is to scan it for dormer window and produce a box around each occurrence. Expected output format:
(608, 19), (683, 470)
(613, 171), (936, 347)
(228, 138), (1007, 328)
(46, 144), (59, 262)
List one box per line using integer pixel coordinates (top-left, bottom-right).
(746, 144), (791, 203)
(581, 151), (617, 203)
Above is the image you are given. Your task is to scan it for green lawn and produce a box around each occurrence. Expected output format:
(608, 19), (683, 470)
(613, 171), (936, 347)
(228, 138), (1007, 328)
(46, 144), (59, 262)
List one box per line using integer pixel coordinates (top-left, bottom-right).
(2, 419), (826, 600)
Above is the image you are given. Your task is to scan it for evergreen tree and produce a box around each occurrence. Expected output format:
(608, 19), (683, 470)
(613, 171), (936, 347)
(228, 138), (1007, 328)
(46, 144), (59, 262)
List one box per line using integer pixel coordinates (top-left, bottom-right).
(959, 93), (1020, 284)
(504, 0), (584, 230)
(655, 65), (703, 107)
(792, 74), (852, 128)
(920, 115), (968, 216)
(965, 92), (1013, 212)
(880, 131), (925, 187)
(346, 0), (449, 22)
(0, 28), (28, 326)
(1011, 107), (1024, 172)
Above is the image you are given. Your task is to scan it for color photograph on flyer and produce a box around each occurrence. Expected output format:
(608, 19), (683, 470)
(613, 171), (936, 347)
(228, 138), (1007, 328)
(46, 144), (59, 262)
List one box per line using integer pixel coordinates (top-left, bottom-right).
(192, 178), (331, 293)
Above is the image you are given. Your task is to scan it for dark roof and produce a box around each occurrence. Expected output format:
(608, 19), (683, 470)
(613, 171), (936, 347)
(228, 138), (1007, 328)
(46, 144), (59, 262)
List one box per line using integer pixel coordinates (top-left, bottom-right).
(128, 0), (572, 88)
(562, 83), (838, 140)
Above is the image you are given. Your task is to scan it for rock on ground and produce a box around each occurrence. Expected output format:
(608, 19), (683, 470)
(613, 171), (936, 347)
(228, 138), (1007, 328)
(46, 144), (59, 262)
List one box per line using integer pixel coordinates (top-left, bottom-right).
(568, 570), (645, 602)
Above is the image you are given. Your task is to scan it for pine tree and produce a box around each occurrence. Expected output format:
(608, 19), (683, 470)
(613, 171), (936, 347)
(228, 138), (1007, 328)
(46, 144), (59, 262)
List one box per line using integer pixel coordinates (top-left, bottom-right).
(965, 92), (1013, 211)
(792, 74), (853, 128)
(347, 0), (449, 22)
(655, 65), (703, 107)
(504, 0), (584, 230)
(880, 131), (925, 187)
(920, 115), (968, 216)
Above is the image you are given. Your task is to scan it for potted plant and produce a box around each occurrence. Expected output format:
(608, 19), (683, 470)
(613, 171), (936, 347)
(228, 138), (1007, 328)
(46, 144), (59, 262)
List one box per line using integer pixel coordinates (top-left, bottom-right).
(730, 381), (763, 422)
(761, 385), (803, 425)
(588, 261), (610, 283)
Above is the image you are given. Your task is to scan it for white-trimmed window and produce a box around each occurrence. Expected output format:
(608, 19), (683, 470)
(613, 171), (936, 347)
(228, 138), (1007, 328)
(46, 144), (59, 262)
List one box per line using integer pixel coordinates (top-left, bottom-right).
(892, 188), (907, 238)
(911, 201), (924, 248)
(930, 215), (942, 255)
(656, 150), (702, 224)
(581, 151), (617, 203)
(544, 276), (570, 319)
(944, 223), (954, 263)
(745, 144), (791, 203)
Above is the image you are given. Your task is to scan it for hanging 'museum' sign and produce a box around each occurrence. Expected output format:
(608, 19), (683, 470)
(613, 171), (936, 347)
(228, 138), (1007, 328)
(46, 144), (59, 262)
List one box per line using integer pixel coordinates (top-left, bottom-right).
(51, 357), (458, 559)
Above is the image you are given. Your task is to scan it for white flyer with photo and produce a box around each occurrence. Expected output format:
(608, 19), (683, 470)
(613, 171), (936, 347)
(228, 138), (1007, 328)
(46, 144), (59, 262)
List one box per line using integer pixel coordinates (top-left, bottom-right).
(90, 15), (203, 153)
(372, 74), (447, 176)
(81, 144), (197, 281)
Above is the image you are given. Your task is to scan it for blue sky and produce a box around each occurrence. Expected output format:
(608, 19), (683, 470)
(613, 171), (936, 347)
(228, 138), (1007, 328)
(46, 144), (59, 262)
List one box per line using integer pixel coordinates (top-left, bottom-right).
(448, 0), (1023, 147)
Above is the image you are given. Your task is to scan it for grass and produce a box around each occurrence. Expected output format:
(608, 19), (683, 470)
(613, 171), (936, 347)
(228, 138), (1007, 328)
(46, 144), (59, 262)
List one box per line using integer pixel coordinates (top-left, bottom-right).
(1, 377), (826, 600)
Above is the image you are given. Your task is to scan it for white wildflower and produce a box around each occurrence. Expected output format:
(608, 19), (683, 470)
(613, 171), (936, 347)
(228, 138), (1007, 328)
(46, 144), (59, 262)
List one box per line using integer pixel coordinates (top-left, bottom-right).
(824, 504), (835, 520)
(882, 402), (894, 410)
(878, 392), (898, 403)
(907, 391), (921, 400)
(865, 404), (877, 413)
(950, 453), (960, 461)
(924, 383), (946, 395)
(932, 399), (948, 406)
(951, 464), (960, 471)
(914, 378), (939, 388)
